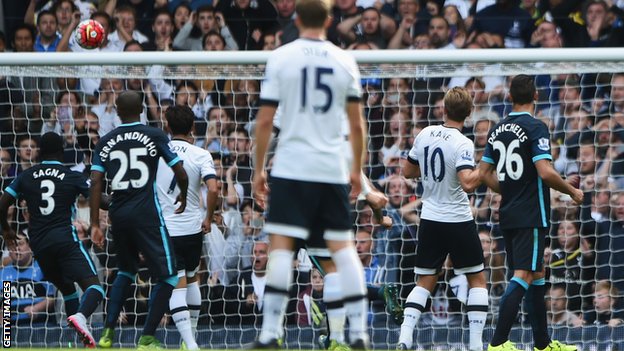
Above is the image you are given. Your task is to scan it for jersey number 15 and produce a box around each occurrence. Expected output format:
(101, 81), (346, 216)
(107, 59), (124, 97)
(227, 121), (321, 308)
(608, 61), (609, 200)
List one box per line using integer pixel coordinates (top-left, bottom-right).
(301, 67), (334, 113)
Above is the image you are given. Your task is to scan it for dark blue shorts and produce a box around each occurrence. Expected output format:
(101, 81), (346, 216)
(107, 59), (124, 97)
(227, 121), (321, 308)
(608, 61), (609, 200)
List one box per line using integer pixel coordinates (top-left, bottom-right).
(110, 224), (176, 279)
(35, 239), (98, 286)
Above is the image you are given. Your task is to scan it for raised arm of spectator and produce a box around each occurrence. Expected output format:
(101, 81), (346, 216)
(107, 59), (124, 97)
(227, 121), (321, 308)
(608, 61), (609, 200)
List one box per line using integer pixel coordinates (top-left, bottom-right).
(399, 197), (421, 224)
(103, 0), (118, 17)
(216, 12), (239, 50)
(388, 16), (413, 49)
(57, 11), (82, 52)
(173, 12), (195, 50)
(113, 11), (134, 44)
(336, 14), (361, 43)
(24, 0), (37, 25)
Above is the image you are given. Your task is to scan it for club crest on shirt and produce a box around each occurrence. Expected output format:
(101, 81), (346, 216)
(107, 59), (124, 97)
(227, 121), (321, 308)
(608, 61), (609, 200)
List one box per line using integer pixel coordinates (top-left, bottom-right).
(460, 150), (473, 161)
(538, 138), (550, 151)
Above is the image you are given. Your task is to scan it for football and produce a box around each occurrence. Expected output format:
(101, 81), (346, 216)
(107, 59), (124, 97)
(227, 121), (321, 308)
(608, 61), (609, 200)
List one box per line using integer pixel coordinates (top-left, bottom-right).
(74, 19), (106, 49)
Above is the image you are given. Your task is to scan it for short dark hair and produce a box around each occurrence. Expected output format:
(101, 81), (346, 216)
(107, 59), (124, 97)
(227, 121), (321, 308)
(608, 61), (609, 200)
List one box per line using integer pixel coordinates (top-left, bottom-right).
(124, 39), (143, 51)
(40, 132), (64, 159)
(166, 105), (195, 135)
(12, 24), (36, 44)
(296, 0), (331, 28)
(52, 0), (77, 14)
(509, 74), (536, 105)
(116, 91), (143, 118)
(197, 5), (216, 15)
(37, 10), (57, 26)
(203, 30), (225, 48)
(91, 11), (111, 28)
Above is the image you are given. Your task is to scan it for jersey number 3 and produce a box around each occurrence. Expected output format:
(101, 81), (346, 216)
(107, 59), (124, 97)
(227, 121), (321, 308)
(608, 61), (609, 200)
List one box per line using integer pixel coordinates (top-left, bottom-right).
(301, 67), (334, 113)
(110, 148), (149, 190)
(493, 140), (524, 181)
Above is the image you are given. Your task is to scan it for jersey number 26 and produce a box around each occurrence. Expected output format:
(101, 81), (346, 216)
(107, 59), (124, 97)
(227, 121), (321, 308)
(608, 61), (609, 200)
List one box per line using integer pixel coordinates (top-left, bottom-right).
(493, 140), (524, 181)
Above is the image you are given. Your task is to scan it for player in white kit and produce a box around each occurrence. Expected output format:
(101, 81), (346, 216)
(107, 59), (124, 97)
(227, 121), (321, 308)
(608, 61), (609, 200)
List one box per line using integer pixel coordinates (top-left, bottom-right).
(397, 88), (489, 351)
(156, 105), (219, 350)
(251, 0), (370, 348)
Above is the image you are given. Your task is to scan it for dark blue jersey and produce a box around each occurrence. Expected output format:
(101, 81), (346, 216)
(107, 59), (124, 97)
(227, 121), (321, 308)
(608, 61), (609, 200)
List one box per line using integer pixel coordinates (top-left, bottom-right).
(482, 112), (552, 229)
(4, 161), (90, 250)
(92, 122), (180, 225)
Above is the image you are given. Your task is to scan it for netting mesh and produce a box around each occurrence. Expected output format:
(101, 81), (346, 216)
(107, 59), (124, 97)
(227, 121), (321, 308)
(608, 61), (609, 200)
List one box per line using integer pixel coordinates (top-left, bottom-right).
(2, 58), (624, 350)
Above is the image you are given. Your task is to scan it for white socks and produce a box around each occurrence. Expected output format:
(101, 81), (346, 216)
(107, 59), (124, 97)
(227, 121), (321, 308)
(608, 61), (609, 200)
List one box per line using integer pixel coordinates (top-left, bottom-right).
(467, 287), (489, 351)
(398, 286), (430, 348)
(186, 281), (201, 337)
(170, 288), (198, 350)
(332, 247), (368, 344)
(258, 249), (293, 344)
(323, 272), (346, 344)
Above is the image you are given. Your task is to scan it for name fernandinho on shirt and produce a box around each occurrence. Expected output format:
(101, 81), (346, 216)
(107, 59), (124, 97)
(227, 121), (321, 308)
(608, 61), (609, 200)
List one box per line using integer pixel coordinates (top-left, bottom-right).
(99, 132), (158, 159)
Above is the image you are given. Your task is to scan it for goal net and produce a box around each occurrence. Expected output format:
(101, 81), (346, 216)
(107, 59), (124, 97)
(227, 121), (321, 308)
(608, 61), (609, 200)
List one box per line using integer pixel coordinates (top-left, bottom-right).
(1, 49), (624, 350)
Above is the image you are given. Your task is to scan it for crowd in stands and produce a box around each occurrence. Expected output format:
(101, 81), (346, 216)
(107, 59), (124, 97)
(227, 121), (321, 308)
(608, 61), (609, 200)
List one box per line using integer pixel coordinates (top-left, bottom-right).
(2, 0), (624, 337)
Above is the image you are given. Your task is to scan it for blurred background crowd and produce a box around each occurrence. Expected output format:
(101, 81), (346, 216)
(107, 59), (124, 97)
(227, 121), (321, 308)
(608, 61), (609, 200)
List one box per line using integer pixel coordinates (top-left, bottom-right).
(1, 0), (624, 337)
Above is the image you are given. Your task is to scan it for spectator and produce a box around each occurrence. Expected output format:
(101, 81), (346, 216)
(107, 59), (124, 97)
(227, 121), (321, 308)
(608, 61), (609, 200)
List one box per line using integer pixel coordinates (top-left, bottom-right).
(8, 136), (38, 177)
(215, 0), (278, 50)
(172, 3), (191, 32)
(297, 267), (325, 327)
(386, 0), (430, 48)
(275, 0), (298, 45)
(427, 16), (454, 49)
(143, 8), (174, 51)
(0, 233), (56, 325)
(548, 220), (594, 312)
(596, 192), (624, 291)
(465, 77), (500, 128)
(11, 24), (35, 52)
(109, 5), (149, 47)
(443, 5), (467, 47)
(609, 73), (624, 114)
(205, 107), (234, 153)
(583, 280), (624, 326)
(469, 0), (535, 48)
(203, 30), (227, 51)
(34, 10), (61, 52)
(547, 284), (583, 327)
(173, 6), (238, 51)
(336, 7), (394, 49)
(0, 150), (14, 191)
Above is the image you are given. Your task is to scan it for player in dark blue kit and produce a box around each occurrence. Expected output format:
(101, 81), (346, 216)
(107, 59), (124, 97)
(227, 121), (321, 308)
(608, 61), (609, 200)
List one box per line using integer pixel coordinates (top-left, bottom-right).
(89, 91), (189, 350)
(479, 75), (584, 351)
(0, 132), (105, 348)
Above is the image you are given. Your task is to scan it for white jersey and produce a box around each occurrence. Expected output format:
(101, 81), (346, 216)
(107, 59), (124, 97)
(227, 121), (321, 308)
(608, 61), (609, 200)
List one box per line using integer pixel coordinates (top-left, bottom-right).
(408, 125), (475, 222)
(260, 38), (362, 184)
(156, 139), (216, 236)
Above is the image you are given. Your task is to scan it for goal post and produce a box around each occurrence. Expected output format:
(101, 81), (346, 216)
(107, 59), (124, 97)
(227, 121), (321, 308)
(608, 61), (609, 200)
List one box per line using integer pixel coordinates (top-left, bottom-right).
(1, 48), (624, 350)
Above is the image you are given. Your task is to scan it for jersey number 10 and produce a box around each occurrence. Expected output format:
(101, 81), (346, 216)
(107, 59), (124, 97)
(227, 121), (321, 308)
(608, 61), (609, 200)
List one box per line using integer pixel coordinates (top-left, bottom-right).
(423, 146), (445, 182)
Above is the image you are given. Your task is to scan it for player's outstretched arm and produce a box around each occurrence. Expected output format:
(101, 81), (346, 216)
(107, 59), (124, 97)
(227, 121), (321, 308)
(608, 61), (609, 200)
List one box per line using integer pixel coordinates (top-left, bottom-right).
(253, 105), (277, 208)
(0, 193), (17, 247)
(457, 169), (481, 193)
(535, 160), (584, 204)
(478, 161), (500, 193)
(89, 171), (105, 249)
(171, 162), (189, 214)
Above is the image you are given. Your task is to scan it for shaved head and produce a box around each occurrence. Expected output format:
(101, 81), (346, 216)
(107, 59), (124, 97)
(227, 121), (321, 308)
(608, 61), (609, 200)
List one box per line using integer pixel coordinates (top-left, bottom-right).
(116, 91), (143, 122)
